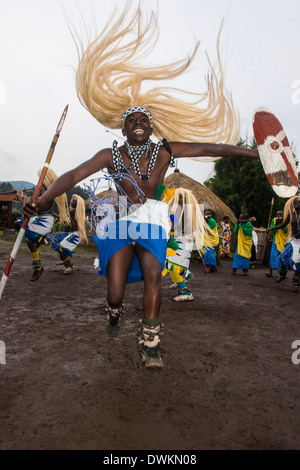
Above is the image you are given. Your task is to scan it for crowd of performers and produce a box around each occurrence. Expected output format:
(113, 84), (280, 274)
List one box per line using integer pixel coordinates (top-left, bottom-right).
(18, 178), (300, 294)
(19, 2), (299, 369)
(162, 193), (300, 299)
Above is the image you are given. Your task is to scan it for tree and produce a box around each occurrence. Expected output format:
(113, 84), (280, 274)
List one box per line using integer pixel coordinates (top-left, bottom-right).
(66, 185), (89, 205)
(204, 136), (298, 227)
(52, 184), (89, 217)
(0, 182), (14, 194)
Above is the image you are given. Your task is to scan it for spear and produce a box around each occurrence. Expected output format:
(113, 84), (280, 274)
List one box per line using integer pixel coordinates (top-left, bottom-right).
(0, 105), (69, 299)
(267, 197), (275, 229)
(262, 196), (275, 264)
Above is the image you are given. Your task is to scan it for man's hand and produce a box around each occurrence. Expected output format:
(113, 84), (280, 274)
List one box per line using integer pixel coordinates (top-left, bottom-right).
(22, 197), (38, 219)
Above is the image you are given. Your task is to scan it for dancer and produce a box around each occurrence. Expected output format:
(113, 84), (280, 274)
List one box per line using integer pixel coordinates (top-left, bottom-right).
(267, 196), (300, 291)
(203, 210), (219, 273)
(231, 214), (253, 276)
(23, 3), (260, 368)
(15, 168), (69, 281)
(220, 216), (231, 258)
(49, 194), (88, 274)
(265, 210), (288, 277)
(161, 187), (208, 302)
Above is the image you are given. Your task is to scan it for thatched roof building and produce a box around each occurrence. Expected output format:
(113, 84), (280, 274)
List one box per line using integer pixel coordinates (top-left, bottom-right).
(164, 170), (237, 225)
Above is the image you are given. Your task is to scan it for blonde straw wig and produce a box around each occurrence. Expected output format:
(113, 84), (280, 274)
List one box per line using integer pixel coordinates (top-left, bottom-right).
(38, 168), (70, 224)
(283, 195), (300, 240)
(163, 187), (214, 254)
(71, 194), (88, 244)
(68, 1), (239, 157)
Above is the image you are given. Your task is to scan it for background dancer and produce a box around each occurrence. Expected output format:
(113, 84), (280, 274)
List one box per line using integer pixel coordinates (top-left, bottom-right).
(203, 209), (219, 273)
(220, 216), (232, 258)
(267, 196), (300, 291)
(15, 168), (69, 281)
(265, 210), (288, 278)
(231, 214), (253, 276)
(161, 187), (207, 302)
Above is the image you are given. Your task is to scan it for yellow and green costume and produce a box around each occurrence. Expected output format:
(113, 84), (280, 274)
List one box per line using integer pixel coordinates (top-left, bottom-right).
(232, 221), (253, 269)
(269, 217), (288, 269)
(203, 217), (219, 267)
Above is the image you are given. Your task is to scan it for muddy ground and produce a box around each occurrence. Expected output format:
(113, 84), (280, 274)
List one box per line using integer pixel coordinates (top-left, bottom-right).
(0, 236), (299, 451)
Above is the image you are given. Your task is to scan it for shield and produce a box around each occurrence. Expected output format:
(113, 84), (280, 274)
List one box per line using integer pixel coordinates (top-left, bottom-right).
(253, 107), (298, 198)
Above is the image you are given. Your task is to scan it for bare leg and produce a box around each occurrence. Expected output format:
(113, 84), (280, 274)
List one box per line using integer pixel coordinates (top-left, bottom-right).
(56, 252), (67, 265)
(141, 253), (162, 319)
(276, 263), (287, 283)
(27, 240), (38, 253)
(26, 240), (44, 281)
(135, 245), (162, 319)
(105, 244), (135, 336)
(61, 253), (76, 274)
(136, 245), (164, 368)
(292, 272), (300, 292)
(106, 244), (135, 307)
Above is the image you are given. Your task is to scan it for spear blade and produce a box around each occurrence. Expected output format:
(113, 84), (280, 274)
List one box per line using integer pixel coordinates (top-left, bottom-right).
(56, 104), (69, 134)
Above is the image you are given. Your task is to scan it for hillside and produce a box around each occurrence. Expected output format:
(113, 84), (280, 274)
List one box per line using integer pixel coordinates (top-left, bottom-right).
(0, 181), (35, 190)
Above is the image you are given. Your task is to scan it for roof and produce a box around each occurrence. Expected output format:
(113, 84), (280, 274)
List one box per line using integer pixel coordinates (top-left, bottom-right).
(0, 195), (17, 202)
(164, 171), (237, 224)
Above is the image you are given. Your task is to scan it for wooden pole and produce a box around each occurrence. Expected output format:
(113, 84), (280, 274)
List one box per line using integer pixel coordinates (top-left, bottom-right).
(267, 197), (275, 230)
(262, 197), (275, 264)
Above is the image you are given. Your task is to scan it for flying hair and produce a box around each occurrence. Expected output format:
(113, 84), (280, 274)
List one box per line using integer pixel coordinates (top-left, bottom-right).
(66, 0), (240, 158)
(71, 194), (88, 244)
(163, 187), (215, 253)
(283, 195), (300, 239)
(38, 168), (70, 224)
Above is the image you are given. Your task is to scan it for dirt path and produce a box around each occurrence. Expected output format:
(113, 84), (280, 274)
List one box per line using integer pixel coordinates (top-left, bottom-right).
(0, 238), (299, 450)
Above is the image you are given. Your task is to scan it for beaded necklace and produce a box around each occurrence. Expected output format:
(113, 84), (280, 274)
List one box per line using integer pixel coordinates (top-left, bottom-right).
(112, 139), (163, 180)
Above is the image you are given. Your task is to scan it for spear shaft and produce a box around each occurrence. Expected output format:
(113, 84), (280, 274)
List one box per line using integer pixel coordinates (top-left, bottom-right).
(262, 196), (275, 265)
(0, 105), (69, 299)
(267, 197), (275, 229)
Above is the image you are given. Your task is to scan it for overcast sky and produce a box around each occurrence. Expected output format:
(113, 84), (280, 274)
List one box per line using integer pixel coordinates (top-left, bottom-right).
(1, 0), (300, 188)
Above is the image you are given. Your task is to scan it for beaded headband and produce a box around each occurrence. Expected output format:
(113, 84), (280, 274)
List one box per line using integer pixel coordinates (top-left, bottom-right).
(121, 106), (153, 127)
